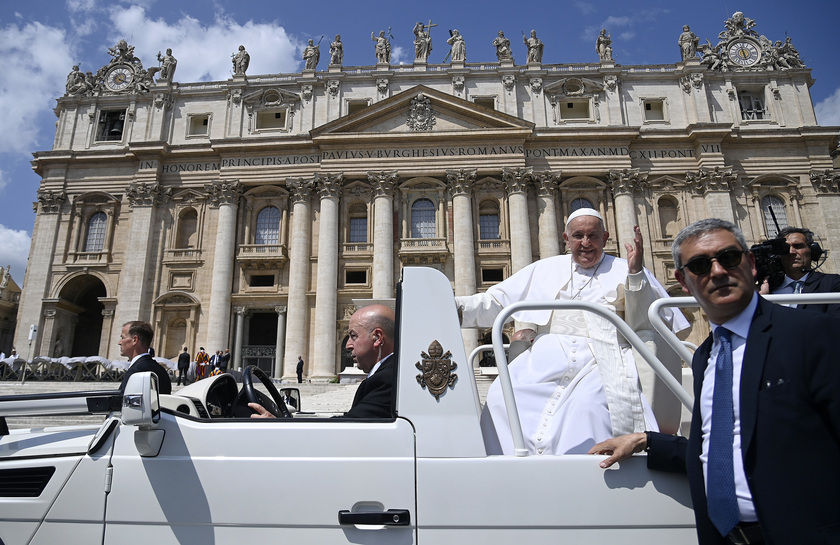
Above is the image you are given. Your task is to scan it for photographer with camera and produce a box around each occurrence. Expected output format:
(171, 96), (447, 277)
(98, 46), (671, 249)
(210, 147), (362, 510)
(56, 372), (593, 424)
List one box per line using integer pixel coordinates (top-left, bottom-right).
(758, 226), (840, 314)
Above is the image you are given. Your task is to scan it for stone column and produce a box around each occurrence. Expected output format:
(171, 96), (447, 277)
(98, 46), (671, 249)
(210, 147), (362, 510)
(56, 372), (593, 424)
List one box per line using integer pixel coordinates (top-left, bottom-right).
(685, 167), (737, 224)
(233, 306), (247, 371)
(502, 167), (534, 273)
(37, 305), (58, 359)
(204, 180), (242, 352)
(312, 174), (343, 380)
(369, 171), (398, 299)
(607, 169), (648, 257)
(283, 178), (314, 379)
(14, 190), (65, 355)
(273, 305), (287, 378)
(447, 169), (479, 356)
(811, 170), (840, 272)
(97, 299), (118, 359)
(113, 183), (172, 344)
(534, 171), (562, 258)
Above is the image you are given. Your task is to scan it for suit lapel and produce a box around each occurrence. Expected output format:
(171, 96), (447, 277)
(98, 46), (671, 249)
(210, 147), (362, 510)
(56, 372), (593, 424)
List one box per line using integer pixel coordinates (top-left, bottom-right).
(739, 298), (771, 457)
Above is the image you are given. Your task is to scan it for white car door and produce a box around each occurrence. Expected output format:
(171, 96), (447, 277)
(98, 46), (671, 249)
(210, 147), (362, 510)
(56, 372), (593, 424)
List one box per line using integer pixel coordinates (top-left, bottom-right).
(103, 411), (416, 544)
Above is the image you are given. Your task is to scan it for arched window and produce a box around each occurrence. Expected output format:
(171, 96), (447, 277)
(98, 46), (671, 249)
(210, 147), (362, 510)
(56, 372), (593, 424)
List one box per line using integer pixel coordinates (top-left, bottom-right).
(411, 198), (436, 238)
(657, 196), (679, 239)
(570, 197), (594, 212)
(256, 206), (281, 245)
(478, 200), (500, 240)
(176, 208), (198, 248)
(84, 212), (107, 252)
(761, 195), (788, 238)
(348, 203), (368, 243)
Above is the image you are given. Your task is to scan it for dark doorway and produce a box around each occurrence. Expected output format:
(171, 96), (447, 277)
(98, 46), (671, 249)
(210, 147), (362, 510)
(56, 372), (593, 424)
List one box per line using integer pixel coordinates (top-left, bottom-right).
(243, 311), (278, 375)
(59, 275), (106, 356)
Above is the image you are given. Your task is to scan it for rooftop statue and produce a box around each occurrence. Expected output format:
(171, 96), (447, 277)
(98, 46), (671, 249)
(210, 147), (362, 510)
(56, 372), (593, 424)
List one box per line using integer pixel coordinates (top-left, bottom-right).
(493, 31), (513, 62)
(303, 38), (321, 70)
(413, 21), (436, 62)
(700, 12), (805, 72)
(678, 25), (699, 61)
(596, 29), (612, 61)
(329, 35), (343, 66)
(523, 30), (543, 63)
(446, 29), (466, 63)
(156, 48), (177, 81)
(232, 45), (250, 75)
(371, 30), (392, 64)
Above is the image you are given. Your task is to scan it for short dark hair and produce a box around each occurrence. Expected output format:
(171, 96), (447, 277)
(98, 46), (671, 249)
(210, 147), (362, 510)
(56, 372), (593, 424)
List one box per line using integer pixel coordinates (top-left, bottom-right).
(777, 226), (814, 245)
(123, 321), (153, 349)
(672, 219), (749, 269)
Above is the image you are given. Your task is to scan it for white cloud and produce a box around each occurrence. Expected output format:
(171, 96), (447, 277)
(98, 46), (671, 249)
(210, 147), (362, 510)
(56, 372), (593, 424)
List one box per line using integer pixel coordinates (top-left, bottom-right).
(574, 2), (596, 15)
(105, 6), (302, 81)
(815, 87), (840, 127)
(0, 224), (31, 287)
(0, 168), (6, 191)
(0, 21), (75, 155)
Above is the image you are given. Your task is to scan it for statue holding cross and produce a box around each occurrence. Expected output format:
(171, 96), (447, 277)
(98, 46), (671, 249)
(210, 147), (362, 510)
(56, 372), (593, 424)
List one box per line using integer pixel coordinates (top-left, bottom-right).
(413, 20), (436, 61)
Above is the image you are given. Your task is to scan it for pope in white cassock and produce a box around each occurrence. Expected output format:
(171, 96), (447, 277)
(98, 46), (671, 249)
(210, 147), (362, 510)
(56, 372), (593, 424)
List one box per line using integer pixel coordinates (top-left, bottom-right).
(457, 208), (689, 455)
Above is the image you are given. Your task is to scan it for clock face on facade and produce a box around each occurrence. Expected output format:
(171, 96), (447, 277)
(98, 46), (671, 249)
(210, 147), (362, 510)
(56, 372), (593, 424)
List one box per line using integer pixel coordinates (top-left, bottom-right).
(105, 65), (134, 91)
(728, 40), (760, 67)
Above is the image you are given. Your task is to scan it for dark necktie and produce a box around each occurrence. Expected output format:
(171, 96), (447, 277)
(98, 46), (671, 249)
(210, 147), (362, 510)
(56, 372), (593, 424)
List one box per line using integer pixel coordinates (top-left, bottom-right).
(792, 280), (804, 294)
(707, 327), (740, 536)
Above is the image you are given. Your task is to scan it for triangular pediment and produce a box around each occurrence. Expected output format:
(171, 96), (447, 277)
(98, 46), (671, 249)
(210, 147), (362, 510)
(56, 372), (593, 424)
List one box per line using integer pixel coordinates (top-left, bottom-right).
(311, 85), (534, 141)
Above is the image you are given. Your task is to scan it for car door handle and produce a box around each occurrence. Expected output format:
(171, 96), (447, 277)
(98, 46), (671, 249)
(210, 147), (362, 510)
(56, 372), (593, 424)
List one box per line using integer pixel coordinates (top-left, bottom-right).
(338, 509), (411, 526)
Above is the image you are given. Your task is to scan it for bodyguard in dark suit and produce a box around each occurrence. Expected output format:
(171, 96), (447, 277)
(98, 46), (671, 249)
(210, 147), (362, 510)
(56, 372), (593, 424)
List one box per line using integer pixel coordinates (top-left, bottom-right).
(591, 219), (840, 545)
(118, 321), (172, 395)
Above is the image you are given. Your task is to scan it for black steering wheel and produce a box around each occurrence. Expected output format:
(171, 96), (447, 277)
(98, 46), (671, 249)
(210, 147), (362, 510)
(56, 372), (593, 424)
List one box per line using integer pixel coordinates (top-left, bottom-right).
(233, 365), (292, 418)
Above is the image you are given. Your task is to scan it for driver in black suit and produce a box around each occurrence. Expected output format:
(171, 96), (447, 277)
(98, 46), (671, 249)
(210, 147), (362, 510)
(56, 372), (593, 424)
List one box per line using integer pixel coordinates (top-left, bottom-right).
(250, 304), (396, 419)
(118, 321), (172, 395)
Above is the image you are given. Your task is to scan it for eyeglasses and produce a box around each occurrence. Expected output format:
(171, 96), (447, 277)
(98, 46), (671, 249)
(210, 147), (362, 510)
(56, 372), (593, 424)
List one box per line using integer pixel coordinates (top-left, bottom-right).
(680, 249), (746, 276)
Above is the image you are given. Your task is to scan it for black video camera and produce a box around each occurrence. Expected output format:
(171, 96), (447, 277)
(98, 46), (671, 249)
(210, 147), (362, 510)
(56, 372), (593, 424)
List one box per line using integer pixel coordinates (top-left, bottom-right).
(750, 238), (789, 290)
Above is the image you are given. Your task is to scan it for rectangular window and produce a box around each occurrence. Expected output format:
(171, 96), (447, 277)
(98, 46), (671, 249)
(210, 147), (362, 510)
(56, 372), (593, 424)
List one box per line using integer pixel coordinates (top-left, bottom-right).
(739, 90), (767, 120)
(473, 97), (496, 110)
(188, 115), (210, 136)
(96, 109), (126, 141)
(482, 268), (504, 283)
(256, 109), (288, 131)
(249, 274), (275, 287)
(559, 101), (590, 120)
(479, 213), (500, 240)
(643, 100), (666, 122)
(345, 270), (367, 284)
(349, 217), (367, 243)
(346, 100), (370, 115)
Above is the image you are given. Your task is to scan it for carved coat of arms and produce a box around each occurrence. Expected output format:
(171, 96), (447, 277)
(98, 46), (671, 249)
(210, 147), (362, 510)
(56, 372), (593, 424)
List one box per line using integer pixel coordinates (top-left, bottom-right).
(406, 93), (436, 131)
(415, 340), (457, 400)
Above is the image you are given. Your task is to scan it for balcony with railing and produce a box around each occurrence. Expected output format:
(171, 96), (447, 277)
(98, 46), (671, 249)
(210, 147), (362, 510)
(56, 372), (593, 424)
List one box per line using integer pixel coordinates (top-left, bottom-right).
(163, 248), (203, 265)
(477, 238), (510, 255)
(67, 251), (109, 266)
(237, 244), (288, 269)
(399, 237), (449, 264)
(342, 242), (373, 255)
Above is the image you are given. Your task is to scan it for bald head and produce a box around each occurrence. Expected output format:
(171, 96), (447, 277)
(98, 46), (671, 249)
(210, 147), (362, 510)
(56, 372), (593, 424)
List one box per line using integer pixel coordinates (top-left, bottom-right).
(346, 304), (396, 373)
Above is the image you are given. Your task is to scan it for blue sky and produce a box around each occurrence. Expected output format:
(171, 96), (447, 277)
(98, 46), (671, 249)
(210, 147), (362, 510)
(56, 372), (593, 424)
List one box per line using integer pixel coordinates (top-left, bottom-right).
(1, 0), (838, 286)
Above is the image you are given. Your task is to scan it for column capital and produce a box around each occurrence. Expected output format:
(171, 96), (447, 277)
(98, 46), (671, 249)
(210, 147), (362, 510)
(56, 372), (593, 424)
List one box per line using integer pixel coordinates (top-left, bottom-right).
(127, 182), (173, 207)
(233, 306), (249, 316)
(316, 173), (344, 200)
(287, 178), (314, 203)
(810, 169), (840, 194)
(533, 171), (562, 196)
(446, 168), (477, 196)
(274, 305), (288, 315)
(37, 189), (67, 214)
(502, 166), (533, 194)
(684, 166), (736, 195)
(203, 180), (243, 207)
(608, 168), (648, 196)
(368, 170), (399, 197)
(43, 308), (57, 318)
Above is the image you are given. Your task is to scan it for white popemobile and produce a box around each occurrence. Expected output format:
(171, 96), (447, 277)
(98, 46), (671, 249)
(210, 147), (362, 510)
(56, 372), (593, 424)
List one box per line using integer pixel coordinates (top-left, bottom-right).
(0, 267), (699, 544)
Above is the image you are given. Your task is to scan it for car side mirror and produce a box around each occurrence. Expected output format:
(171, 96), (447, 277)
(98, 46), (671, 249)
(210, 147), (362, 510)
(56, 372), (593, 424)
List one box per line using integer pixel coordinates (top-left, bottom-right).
(279, 387), (301, 411)
(122, 371), (161, 428)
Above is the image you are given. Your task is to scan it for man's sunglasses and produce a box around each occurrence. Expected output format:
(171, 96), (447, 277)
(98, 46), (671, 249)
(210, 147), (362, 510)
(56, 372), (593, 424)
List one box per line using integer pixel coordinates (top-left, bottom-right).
(680, 249), (746, 276)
